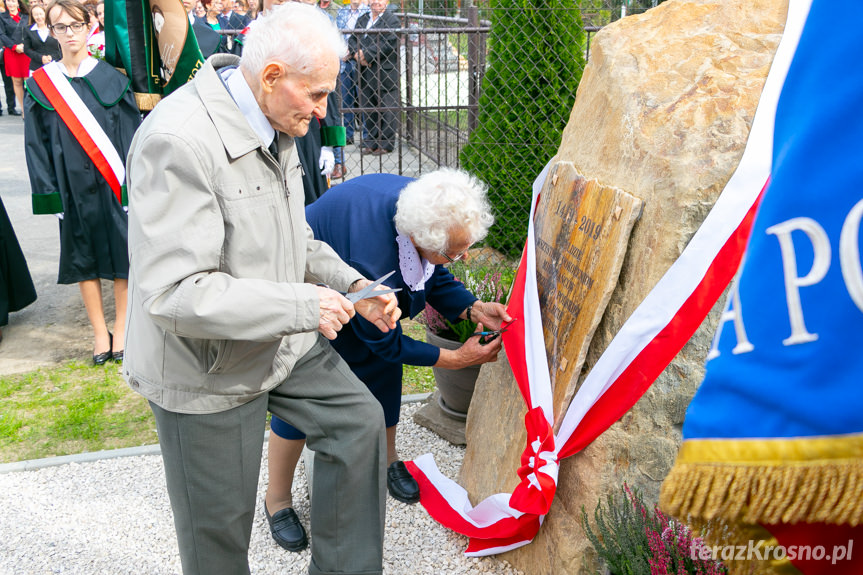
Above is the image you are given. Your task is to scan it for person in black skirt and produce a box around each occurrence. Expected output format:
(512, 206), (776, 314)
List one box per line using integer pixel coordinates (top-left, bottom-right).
(0, 0), (18, 113)
(0, 0), (30, 114)
(23, 3), (61, 72)
(24, 0), (140, 364)
(0, 195), (37, 344)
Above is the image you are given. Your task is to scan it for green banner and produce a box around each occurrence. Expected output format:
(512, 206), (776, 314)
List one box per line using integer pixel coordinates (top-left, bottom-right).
(105, 0), (205, 106)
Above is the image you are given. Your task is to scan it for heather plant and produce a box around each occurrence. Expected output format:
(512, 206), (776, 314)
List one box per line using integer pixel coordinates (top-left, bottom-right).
(418, 261), (514, 343)
(581, 484), (727, 575)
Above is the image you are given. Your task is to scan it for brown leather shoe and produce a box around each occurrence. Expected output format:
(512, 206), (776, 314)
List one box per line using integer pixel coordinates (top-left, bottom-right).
(360, 146), (377, 154)
(371, 148), (392, 156)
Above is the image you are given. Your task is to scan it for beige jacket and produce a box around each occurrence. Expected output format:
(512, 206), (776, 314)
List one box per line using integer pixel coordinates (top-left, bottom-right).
(124, 55), (362, 413)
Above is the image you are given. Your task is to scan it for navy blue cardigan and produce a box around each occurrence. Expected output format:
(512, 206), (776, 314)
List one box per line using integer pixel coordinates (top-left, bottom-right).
(306, 173), (477, 377)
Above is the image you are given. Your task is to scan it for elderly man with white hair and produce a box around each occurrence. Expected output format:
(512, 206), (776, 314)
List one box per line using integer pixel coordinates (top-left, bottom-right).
(124, 4), (399, 575)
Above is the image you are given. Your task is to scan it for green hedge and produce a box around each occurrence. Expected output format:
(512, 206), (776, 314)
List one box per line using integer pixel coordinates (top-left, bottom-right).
(461, 0), (587, 257)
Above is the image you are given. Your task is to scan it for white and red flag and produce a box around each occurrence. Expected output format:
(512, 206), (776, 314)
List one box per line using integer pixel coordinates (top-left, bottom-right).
(405, 0), (812, 556)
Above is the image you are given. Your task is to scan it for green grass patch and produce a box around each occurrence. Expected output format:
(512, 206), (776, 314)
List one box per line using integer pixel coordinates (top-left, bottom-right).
(0, 362), (157, 463)
(0, 322), (439, 463)
(402, 319), (437, 395)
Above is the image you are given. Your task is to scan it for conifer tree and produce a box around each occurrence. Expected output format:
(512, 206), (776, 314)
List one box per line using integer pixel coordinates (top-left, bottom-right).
(461, 0), (586, 256)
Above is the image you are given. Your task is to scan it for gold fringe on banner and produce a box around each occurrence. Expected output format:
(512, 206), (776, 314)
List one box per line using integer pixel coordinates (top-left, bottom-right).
(659, 434), (863, 526)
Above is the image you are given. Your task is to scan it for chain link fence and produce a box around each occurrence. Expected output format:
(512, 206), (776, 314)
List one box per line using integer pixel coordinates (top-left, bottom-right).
(337, 1), (664, 280)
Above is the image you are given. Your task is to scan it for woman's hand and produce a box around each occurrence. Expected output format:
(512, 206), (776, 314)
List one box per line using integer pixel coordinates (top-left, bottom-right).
(435, 323), (503, 370)
(351, 279), (401, 333)
(42, 55), (52, 64)
(15, 44), (24, 53)
(465, 301), (511, 331)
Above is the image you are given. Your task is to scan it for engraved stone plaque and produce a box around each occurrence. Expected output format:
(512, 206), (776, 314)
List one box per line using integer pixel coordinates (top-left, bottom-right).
(533, 162), (643, 429)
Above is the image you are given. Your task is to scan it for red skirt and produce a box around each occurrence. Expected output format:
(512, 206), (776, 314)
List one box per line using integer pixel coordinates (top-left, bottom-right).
(3, 49), (30, 79)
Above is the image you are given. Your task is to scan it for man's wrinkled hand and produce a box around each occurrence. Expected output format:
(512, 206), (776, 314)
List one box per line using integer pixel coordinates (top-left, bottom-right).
(316, 285), (354, 340)
(351, 279), (401, 332)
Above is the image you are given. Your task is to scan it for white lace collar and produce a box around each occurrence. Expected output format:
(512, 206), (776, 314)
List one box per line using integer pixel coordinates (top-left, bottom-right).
(396, 232), (434, 292)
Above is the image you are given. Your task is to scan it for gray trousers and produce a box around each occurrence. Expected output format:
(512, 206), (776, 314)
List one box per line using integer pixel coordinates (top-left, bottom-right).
(150, 337), (387, 575)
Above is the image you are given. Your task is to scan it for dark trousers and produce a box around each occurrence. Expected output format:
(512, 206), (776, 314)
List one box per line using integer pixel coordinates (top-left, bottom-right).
(359, 75), (399, 152)
(150, 337), (387, 575)
(0, 60), (15, 112)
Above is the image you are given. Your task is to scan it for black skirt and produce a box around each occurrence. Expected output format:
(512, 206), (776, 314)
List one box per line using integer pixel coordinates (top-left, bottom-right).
(0, 196), (37, 326)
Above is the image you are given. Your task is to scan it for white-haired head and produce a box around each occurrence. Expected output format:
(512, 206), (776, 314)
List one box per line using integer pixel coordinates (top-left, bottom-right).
(394, 169), (495, 253)
(240, 3), (347, 78)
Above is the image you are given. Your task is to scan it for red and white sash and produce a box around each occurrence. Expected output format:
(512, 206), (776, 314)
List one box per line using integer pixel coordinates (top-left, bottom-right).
(406, 0), (812, 556)
(32, 62), (125, 205)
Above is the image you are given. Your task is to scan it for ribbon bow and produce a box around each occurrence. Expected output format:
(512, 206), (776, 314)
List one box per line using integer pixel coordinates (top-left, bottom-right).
(509, 407), (559, 515)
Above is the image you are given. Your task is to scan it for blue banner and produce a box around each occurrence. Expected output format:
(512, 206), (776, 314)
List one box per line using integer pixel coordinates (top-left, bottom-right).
(683, 0), (863, 442)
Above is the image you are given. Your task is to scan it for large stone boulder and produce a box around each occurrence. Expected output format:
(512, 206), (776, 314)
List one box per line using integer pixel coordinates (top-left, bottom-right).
(457, 0), (788, 573)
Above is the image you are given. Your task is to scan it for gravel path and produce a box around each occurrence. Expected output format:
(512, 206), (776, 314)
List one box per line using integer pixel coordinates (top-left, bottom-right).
(0, 402), (523, 575)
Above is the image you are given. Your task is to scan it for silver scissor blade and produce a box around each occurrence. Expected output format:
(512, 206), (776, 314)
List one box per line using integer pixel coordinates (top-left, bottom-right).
(345, 287), (402, 303)
(344, 270), (399, 302)
(362, 270), (396, 293)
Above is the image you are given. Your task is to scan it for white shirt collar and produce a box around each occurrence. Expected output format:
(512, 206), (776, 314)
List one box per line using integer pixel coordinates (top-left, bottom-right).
(222, 67), (275, 149)
(60, 57), (98, 78)
(396, 232), (435, 292)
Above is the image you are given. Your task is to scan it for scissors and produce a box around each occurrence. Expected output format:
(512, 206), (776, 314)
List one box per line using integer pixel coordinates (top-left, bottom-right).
(469, 318), (517, 344)
(342, 270), (402, 303)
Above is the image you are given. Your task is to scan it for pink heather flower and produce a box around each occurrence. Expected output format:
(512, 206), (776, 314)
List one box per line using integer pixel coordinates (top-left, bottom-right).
(647, 528), (672, 575)
(420, 304), (449, 334)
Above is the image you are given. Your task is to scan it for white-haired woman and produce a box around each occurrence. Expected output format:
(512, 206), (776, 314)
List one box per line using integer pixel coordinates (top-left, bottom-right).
(264, 168), (512, 551)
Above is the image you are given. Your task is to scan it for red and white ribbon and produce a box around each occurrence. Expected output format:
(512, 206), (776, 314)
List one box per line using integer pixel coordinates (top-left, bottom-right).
(406, 0), (812, 556)
(32, 62), (125, 205)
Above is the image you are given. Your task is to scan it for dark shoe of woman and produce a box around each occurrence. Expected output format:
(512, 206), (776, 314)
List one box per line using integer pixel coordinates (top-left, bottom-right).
(111, 350), (124, 363)
(93, 333), (113, 365)
(386, 460), (420, 504)
(93, 350), (111, 365)
(264, 504), (308, 552)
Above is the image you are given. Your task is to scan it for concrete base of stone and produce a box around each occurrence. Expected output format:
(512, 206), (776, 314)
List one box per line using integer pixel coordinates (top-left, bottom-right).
(413, 391), (466, 446)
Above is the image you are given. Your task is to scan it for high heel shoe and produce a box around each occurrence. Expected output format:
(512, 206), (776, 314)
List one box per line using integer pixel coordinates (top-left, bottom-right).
(93, 333), (113, 366)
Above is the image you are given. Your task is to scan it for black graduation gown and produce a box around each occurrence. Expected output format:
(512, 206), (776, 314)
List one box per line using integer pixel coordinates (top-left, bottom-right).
(24, 60), (141, 284)
(0, 196), (37, 326)
(192, 20), (225, 59)
(297, 90), (345, 205)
